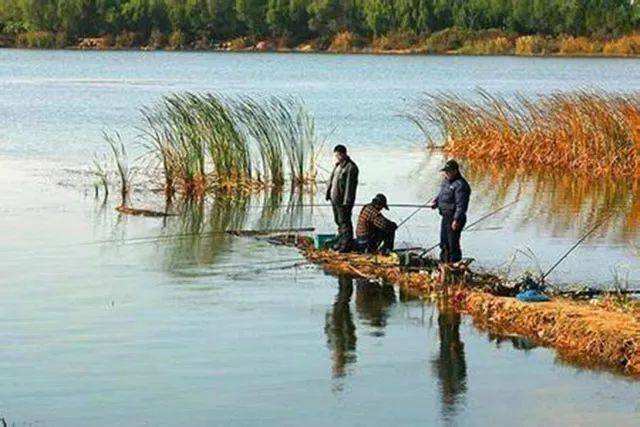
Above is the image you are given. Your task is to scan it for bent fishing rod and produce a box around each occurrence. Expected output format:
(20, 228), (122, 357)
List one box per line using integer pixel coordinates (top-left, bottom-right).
(420, 197), (521, 255)
(540, 212), (616, 282)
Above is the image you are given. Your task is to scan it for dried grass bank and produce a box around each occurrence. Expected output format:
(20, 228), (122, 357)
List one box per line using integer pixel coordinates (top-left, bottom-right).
(282, 237), (640, 377)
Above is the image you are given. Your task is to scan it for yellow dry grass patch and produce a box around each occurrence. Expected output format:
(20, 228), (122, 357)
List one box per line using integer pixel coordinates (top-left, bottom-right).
(464, 293), (640, 375)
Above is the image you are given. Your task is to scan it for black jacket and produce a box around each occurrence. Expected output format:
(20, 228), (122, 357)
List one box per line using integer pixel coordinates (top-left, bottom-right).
(433, 175), (471, 221)
(326, 157), (359, 207)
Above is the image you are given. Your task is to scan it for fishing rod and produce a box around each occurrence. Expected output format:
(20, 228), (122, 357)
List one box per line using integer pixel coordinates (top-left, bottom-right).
(420, 197), (521, 255)
(540, 212), (616, 282)
(396, 200), (435, 229)
(85, 227), (315, 247)
(0, 227), (315, 256)
(182, 256), (310, 276)
(245, 202), (449, 209)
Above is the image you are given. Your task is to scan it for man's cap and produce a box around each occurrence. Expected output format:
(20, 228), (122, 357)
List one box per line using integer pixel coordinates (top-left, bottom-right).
(440, 159), (460, 172)
(372, 193), (389, 210)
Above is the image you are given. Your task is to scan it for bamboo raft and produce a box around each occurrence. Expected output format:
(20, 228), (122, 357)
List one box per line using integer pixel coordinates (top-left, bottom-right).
(272, 234), (640, 377)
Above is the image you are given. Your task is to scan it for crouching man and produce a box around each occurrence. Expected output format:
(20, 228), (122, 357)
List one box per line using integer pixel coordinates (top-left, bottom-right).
(355, 194), (398, 254)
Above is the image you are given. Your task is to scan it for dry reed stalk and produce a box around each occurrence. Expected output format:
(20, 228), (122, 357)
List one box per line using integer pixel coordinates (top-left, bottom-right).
(409, 90), (640, 178)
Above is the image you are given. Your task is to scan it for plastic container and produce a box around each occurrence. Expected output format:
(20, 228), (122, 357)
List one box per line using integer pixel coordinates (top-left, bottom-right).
(314, 233), (337, 249)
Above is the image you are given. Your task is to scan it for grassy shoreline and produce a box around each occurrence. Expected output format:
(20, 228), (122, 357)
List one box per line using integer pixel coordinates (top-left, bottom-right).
(4, 29), (640, 58)
(282, 236), (640, 377)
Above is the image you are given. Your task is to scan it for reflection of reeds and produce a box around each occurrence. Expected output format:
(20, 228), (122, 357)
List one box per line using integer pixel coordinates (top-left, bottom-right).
(466, 165), (640, 241)
(408, 89), (640, 178)
(161, 188), (309, 271)
(139, 92), (318, 197)
(162, 195), (250, 269)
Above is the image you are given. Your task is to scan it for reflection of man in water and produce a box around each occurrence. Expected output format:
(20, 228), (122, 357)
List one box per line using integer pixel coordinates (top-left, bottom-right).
(432, 308), (467, 420)
(325, 276), (357, 378)
(355, 279), (396, 335)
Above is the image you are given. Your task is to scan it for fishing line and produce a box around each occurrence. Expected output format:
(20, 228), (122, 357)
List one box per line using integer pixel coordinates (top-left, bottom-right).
(540, 211), (616, 282)
(179, 257), (310, 276)
(0, 227), (315, 257)
(420, 197), (521, 256)
(396, 200), (434, 229)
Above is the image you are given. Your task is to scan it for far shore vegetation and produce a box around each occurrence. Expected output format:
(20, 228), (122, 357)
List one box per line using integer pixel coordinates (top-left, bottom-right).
(2, 0), (640, 56)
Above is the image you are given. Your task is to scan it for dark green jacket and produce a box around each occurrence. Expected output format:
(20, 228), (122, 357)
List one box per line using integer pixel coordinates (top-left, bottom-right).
(326, 157), (359, 207)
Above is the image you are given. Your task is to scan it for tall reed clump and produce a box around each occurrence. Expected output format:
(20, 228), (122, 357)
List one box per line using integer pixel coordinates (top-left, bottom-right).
(407, 89), (640, 178)
(139, 92), (318, 197)
(603, 34), (640, 56)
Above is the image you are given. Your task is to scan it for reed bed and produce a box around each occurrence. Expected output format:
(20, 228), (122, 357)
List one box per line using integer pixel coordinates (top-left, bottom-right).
(131, 92), (318, 197)
(408, 90), (640, 178)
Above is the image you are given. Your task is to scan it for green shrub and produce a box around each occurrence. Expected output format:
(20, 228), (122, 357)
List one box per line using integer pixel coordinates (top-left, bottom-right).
(167, 30), (185, 50)
(193, 35), (211, 50)
(328, 31), (365, 53)
(114, 31), (141, 49)
(515, 35), (558, 55)
(145, 29), (166, 50)
(458, 36), (514, 55)
(423, 27), (469, 53)
(16, 31), (56, 48)
(372, 30), (418, 51)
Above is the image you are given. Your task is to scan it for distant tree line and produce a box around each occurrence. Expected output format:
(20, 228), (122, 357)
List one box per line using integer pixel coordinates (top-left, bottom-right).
(0, 0), (638, 45)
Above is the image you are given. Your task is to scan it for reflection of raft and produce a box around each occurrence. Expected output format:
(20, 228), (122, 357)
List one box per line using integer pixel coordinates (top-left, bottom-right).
(271, 234), (640, 377)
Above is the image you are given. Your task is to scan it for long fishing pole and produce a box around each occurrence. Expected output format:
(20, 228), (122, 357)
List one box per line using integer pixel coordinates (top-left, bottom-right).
(540, 212), (615, 282)
(246, 203), (449, 209)
(420, 197), (521, 255)
(87, 227), (315, 247)
(396, 200), (435, 229)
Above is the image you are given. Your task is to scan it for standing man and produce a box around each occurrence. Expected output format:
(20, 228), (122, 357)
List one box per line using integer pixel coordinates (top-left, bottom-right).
(429, 160), (471, 263)
(326, 145), (359, 252)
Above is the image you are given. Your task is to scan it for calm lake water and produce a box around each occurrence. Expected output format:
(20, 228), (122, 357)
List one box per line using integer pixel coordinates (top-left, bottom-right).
(1, 50), (640, 425)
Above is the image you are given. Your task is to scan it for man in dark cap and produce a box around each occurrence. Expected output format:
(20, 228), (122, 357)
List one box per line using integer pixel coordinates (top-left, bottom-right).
(429, 160), (471, 263)
(326, 145), (359, 252)
(355, 193), (398, 254)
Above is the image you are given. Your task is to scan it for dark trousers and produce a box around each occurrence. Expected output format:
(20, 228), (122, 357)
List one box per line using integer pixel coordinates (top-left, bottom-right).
(362, 228), (395, 253)
(439, 214), (465, 263)
(332, 203), (354, 249)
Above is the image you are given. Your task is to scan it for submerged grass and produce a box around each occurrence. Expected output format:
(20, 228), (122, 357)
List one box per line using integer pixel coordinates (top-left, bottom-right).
(104, 132), (133, 206)
(408, 89), (640, 178)
(139, 92), (318, 197)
